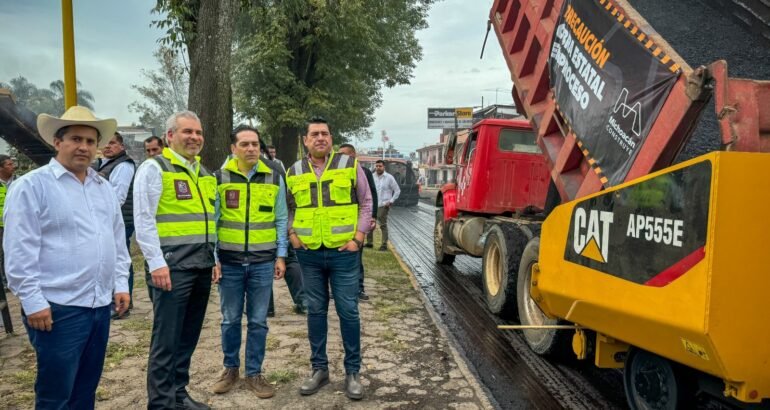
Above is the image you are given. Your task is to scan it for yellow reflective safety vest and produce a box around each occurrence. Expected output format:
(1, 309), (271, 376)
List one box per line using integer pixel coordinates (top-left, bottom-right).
(215, 158), (280, 259)
(286, 152), (358, 249)
(154, 148), (217, 270)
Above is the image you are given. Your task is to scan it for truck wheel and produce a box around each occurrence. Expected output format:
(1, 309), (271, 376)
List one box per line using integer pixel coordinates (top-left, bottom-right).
(482, 224), (529, 318)
(516, 236), (570, 355)
(624, 349), (695, 410)
(434, 209), (456, 265)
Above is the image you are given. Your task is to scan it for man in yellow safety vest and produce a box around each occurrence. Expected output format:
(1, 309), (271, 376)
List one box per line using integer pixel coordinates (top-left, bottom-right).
(210, 124), (287, 399)
(286, 117), (373, 400)
(134, 110), (216, 410)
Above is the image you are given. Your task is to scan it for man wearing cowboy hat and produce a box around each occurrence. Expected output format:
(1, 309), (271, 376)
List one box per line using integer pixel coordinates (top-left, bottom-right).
(3, 105), (131, 409)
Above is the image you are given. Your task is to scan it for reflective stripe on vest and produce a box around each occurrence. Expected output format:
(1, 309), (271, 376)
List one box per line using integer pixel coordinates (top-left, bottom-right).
(216, 158), (280, 253)
(154, 148), (216, 253)
(286, 152), (358, 249)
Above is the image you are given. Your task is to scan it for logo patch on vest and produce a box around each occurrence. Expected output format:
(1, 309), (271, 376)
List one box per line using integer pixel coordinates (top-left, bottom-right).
(174, 180), (193, 200)
(225, 190), (240, 208)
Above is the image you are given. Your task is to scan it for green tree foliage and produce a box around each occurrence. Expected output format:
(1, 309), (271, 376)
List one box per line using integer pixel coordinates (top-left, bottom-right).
(128, 46), (189, 134)
(1, 76), (95, 116)
(233, 1), (435, 164)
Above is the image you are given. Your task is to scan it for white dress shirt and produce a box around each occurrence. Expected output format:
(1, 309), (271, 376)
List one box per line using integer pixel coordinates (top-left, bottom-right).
(98, 158), (135, 205)
(133, 149), (211, 272)
(373, 171), (401, 207)
(3, 158), (131, 315)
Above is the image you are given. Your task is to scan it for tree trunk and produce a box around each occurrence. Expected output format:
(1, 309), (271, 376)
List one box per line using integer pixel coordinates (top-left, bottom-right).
(186, 0), (238, 170)
(276, 125), (303, 168)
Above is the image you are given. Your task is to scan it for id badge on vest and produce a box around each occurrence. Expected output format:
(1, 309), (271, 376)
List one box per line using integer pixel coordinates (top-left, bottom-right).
(174, 180), (193, 200)
(225, 190), (240, 208)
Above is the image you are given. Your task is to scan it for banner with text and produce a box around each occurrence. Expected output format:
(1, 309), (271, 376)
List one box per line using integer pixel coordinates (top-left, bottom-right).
(549, 0), (680, 185)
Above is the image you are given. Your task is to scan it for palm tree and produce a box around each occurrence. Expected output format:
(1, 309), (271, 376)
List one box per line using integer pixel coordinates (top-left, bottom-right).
(48, 80), (95, 114)
(1, 76), (96, 116)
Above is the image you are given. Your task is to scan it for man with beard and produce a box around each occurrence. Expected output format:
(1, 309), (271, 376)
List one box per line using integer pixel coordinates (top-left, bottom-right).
(134, 111), (217, 410)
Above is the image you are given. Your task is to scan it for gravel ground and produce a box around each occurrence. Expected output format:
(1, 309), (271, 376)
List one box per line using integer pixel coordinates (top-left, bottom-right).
(0, 236), (489, 409)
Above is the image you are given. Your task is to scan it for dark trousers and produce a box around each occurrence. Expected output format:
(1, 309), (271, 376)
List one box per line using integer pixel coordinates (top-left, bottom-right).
(268, 247), (306, 312)
(296, 247), (361, 374)
(125, 224), (135, 302)
(144, 261), (155, 307)
(146, 268), (212, 409)
(366, 206), (390, 245)
(0, 227), (5, 287)
(23, 303), (110, 410)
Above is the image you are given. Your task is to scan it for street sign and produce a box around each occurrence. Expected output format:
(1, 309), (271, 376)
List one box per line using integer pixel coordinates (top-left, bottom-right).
(428, 107), (473, 129)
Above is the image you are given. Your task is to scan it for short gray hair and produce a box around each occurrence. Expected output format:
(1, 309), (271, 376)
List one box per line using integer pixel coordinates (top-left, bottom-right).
(165, 111), (201, 134)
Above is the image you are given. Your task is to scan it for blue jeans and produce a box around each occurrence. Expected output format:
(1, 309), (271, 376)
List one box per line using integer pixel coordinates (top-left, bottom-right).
(219, 261), (274, 376)
(23, 303), (110, 410)
(296, 247), (361, 374)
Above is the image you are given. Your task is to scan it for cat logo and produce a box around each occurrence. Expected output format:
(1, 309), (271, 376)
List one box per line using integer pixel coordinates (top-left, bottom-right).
(572, 208), (614, 263)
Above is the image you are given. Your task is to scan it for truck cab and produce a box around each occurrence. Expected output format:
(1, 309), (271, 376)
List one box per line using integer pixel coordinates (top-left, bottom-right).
(439, 118), (550, 217)
(448, 119), (550, 215)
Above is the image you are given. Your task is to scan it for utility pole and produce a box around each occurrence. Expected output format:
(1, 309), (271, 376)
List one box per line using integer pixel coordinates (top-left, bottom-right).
(62, 0), (77, 109)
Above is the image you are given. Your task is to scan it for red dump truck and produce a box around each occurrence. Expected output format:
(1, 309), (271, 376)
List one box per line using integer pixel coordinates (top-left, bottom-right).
(435, 0), (770, 407)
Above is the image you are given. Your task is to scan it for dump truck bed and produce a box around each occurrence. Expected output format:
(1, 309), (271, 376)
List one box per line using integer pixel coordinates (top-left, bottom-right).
(490, 0), (770, 202)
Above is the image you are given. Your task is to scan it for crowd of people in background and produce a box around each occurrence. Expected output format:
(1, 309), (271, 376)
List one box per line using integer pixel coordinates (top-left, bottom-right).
(0, 106), (406, 409)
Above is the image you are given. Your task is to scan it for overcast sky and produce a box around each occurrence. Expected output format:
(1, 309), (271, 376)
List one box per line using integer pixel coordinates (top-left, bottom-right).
(0, 1), (513, 154)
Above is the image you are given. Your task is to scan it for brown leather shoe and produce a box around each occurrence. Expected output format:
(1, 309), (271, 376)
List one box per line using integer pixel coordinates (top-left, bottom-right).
(212, 367), (239, 394)
(245, 374), (274, 399)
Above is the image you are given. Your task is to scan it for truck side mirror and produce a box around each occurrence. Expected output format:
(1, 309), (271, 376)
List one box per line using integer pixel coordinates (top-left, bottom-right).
(444, 133), (458, 165)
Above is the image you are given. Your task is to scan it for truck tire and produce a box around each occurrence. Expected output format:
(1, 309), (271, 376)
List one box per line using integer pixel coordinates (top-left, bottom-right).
(482, 224), (531, 318)
(516, 236), (571, 356)
(624, 348), (696, 410)
(434, 209), (456, 265)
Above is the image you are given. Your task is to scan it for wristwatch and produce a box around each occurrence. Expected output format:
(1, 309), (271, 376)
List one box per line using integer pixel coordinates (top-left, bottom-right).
(352, 238), (363, 249)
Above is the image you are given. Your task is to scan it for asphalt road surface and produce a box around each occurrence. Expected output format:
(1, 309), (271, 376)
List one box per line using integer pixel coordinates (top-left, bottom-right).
(388, 202), (628, 410)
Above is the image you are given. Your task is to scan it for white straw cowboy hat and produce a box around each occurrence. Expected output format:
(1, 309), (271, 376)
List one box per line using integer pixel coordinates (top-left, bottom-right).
(37, 105), (117, 149)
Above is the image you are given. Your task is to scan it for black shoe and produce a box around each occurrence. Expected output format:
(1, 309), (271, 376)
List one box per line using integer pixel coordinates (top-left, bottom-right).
(364, 243), (374, 248)
(293, 304), (307, 315)
(111, 310), (130, 320)
(299, 369), (329, 396)
(358, 291), (370, 301)
(345, 373), (364, 400)
(175, 395), (210, 410)
(267, 310), (275, 318)
(378, 245), (388, 251)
